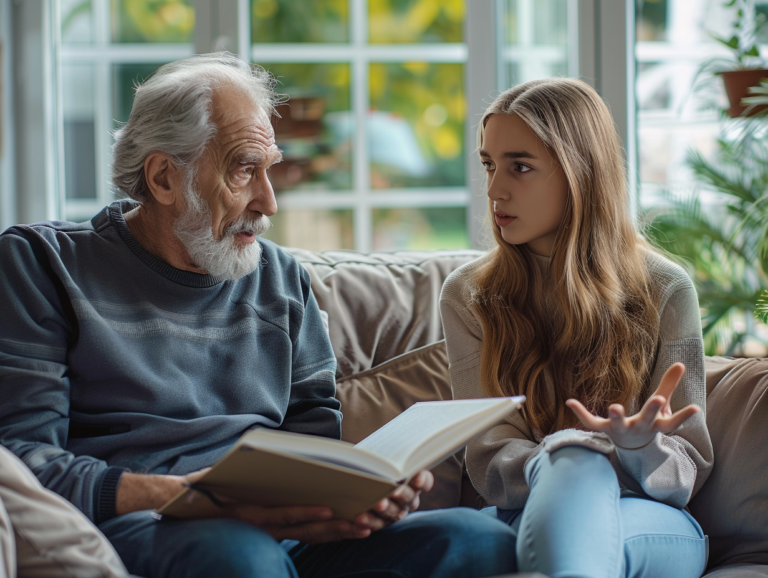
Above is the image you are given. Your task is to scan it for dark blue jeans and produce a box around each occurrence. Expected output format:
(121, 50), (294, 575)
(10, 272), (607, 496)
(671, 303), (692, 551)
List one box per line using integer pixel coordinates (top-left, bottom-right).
(98, 507), (517, 578)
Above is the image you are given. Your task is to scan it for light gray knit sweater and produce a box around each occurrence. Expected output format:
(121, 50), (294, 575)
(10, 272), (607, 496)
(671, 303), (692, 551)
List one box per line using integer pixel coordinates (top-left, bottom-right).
(439, 249), (714, 510)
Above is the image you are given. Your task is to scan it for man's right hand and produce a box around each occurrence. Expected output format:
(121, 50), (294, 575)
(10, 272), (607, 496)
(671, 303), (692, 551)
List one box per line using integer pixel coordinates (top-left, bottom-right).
(221, 503), (372, 543)
(116, 470), (373, 544)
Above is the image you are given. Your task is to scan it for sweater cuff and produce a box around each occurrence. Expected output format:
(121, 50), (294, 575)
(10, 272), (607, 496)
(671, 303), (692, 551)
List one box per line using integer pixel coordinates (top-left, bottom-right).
(95, 466), (127, 525)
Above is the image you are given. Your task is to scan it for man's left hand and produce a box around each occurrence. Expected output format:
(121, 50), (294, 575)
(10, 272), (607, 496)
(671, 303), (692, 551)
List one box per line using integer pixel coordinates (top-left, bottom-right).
(352, 470), (433, 531)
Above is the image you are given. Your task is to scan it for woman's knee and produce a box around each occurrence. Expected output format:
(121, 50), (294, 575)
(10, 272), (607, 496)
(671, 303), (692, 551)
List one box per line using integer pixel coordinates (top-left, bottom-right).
(526, 444), (616, 489)
(621, 498), (707, 578)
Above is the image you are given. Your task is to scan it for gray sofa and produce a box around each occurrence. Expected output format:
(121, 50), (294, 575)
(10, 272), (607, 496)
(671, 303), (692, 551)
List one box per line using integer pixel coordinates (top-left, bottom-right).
(288, 247), (768, 578)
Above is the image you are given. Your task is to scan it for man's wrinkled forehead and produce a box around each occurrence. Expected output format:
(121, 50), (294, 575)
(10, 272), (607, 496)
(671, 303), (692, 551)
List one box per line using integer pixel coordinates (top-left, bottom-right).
(210, 84), (273, 135)
(208, 84), (277, 160)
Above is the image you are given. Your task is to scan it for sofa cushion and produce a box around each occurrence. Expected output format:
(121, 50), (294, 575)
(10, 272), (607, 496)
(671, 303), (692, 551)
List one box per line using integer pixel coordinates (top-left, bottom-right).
(703, 565), (768, 577)
(335, 340), (463, 511)
(689, 357), (768, 570)
(287, 248), (482, 378)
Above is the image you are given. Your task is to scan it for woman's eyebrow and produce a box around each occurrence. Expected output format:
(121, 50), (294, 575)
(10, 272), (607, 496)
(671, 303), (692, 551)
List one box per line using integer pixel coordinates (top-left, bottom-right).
(479, 149), (537, 160)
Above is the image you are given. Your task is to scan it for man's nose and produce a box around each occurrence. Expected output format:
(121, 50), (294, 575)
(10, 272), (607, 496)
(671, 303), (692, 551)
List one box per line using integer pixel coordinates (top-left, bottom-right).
(248, 170), (278, 217)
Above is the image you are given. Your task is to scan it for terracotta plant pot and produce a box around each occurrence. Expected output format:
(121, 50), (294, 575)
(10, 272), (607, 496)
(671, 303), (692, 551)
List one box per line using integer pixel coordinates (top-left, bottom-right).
(720, 68), (768, 117)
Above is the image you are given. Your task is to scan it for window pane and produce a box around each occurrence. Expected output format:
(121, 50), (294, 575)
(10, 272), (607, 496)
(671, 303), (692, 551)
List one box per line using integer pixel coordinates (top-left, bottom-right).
(112, 63), (165, 126)
(111, 0), (194, 43)
(265, 63), (352, 192)
(502, 0), (569, 85)
(61, 0), (93, 44)
(369, 62), (465, 189)
(263, 208), (353, 250)
(368, 0), (464, 44)
(62, 64), (97, 199)
(637, 0), (668, 42)
(251, 0), (348, 43)
(373, 207), (469, 250)
(635, 0), (737, 200)
(638, 124), (720, 198)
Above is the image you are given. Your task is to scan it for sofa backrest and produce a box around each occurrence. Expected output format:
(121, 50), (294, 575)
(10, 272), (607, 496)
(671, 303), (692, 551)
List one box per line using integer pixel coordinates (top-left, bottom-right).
(286, 248), (483, 379)
(690, 357), (768, 572)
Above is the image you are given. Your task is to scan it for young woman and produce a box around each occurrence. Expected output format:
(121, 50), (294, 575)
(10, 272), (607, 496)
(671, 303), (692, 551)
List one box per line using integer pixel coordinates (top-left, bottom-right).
(440, 78), (712, 578)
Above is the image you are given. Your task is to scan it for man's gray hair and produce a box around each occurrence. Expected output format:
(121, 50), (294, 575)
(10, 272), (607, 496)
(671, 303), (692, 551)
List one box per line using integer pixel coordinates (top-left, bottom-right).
(111, 52), (278, 202)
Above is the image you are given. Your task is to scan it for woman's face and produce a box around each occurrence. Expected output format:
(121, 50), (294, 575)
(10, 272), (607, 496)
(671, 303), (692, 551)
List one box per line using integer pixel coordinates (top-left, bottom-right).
(480, 113), (569, 257)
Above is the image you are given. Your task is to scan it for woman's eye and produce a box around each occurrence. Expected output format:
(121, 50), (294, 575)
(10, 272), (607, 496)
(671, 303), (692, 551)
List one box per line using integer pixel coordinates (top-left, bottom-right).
(481, 161), (495, 171)
(516, 163), (531, 173)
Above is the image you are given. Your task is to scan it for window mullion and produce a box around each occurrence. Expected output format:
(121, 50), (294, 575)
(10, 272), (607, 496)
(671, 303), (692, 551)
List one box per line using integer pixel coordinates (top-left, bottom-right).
(465, 0), (498, 249)
(350, 0), (370, 252)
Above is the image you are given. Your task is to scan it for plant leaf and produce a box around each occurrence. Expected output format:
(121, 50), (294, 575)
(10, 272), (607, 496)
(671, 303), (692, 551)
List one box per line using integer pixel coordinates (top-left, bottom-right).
(756, 290), (768, 324)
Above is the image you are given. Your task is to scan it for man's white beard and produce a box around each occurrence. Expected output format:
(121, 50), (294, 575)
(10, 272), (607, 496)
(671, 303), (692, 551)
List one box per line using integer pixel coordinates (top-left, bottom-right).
(173, 181), (271, 281)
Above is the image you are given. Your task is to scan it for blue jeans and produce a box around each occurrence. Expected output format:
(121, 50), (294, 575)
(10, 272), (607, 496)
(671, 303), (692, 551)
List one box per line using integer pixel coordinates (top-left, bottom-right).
(98, 507), (517, 578)
(485, 445), (708, 578)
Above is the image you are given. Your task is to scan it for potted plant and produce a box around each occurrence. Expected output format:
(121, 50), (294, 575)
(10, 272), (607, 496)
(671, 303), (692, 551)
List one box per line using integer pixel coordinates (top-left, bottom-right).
(709, 0), (768, 117)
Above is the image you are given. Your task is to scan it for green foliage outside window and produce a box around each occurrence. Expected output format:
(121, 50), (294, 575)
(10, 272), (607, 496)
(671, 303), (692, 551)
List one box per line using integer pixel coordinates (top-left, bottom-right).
(368, 0), (464, 44)
(370, 62), (465, 188)
(251, 0), (348, 43)
(112, 0), (194, 43)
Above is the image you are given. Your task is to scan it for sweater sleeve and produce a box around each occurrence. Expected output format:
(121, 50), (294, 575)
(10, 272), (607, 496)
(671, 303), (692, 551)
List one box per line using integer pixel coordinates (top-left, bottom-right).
(611, 275), (714, 508)
(0, 230), (125, 524)
(278, 264), (342, 440)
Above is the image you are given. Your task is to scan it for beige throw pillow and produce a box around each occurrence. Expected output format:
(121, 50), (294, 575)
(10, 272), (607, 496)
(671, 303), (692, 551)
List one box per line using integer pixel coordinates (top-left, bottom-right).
(0, 446), (129, 578)
(689, 357), (768, 570)
(335, 340), (463, 511)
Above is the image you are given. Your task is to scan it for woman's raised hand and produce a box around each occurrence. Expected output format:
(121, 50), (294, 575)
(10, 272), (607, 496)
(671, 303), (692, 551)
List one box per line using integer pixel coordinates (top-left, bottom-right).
(565, 362), (700, 449)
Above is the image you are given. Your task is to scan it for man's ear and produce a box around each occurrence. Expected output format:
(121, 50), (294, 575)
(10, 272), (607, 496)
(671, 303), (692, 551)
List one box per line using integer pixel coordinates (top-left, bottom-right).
(144, 152), (184, 207)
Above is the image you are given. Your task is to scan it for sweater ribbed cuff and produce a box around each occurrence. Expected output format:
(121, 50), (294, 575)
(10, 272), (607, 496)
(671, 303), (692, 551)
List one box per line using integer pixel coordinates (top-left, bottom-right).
(95, 466), (127, 525)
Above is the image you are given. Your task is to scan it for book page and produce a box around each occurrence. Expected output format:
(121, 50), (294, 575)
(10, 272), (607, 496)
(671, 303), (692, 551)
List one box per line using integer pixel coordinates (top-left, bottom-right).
(355, 398), (522, 475)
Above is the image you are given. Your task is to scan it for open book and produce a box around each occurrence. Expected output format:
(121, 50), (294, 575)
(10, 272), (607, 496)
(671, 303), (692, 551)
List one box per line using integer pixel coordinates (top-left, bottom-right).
(156, 396), (524, 521)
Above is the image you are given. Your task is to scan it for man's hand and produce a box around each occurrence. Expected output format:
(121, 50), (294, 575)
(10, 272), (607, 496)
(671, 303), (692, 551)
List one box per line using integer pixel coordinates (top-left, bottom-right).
(117, 467), (433, 545)
(223, 470), (434, 543)
(222, 503), (371, 543)
(565, 362), (700, 449)
(352, 469), (433, 531)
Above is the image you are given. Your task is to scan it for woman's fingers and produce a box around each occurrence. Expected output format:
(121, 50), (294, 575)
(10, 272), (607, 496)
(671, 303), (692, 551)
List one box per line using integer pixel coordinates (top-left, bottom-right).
(633, 395), (666, 430)
(653, 363), (686, 402)
(566, 399), (608, 431)
(608, 404), (628, 434)
(656, 405), (700, 433)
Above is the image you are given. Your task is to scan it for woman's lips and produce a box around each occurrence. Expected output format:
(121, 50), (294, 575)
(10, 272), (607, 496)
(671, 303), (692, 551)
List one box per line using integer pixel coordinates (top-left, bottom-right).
(494, 213), (517, 227)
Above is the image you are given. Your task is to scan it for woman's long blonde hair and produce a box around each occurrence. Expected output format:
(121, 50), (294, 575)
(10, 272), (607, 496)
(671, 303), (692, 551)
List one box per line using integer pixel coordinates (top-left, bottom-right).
(473, 78), (660, 436)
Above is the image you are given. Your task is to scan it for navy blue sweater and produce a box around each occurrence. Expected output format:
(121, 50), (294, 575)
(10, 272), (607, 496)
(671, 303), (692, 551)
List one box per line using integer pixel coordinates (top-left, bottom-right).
(0, 201), (341, 524)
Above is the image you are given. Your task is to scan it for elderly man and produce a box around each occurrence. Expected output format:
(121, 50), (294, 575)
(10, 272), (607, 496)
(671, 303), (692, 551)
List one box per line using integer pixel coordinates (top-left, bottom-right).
(0, 53), (516, 578)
